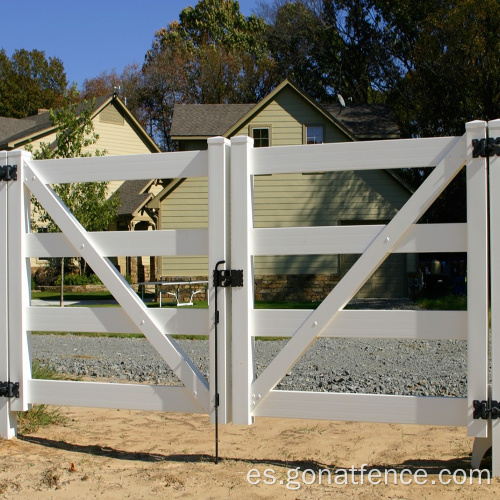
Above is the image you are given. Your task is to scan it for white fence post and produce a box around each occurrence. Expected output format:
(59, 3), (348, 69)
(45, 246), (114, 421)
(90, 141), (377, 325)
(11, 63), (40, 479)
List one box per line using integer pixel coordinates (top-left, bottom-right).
(208, 137), (231, 424)
(488, 119), (500, 475)
(0, 152), (17, 437)
(6, 151), (32, 414)
(466, 121), (489, 439)
(230, 136), (255, 425)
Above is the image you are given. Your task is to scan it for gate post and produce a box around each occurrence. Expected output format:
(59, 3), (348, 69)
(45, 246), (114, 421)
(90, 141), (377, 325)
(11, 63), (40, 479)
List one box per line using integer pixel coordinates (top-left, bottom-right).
(7, 150), (32, 414)
(230, 136), (254, 425)
(208, 137), (231, 424)
(0, 152), (16, 437)
(466, 121), (489, 440)
(488, 119), (500, 475)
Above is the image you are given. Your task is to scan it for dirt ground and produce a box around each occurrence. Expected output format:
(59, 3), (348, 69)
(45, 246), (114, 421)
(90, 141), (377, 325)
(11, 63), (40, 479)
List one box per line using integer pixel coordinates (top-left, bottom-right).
(0, 406), (498, 499)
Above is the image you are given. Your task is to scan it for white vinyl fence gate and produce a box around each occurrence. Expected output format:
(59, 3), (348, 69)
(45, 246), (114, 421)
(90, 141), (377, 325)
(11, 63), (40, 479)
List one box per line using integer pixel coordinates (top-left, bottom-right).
(1, 120), (500, 474)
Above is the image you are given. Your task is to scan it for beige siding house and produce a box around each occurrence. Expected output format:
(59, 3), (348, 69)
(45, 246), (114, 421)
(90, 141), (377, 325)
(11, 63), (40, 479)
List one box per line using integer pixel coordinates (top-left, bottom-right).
(162, 81), (412, 299)
(0, 94), (160, 194)
(0, 94), (162, 281)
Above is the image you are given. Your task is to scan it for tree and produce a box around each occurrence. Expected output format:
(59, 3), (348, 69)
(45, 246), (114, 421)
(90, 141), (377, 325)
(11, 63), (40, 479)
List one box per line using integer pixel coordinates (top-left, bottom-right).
(27, 98), (120, 282)
(0, 49), (68, 118)
(264, 1), (328, 100)
(375, 0), (500, 137)
(370, 0), (500, 222)
(143, 0), (276, 149)
(81, 69), (123, 100)
(257, 0), (398, 104)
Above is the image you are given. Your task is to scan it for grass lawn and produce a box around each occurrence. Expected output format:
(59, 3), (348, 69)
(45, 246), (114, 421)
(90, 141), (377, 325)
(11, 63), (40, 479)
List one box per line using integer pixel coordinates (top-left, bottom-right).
(32, 290), (118, 301)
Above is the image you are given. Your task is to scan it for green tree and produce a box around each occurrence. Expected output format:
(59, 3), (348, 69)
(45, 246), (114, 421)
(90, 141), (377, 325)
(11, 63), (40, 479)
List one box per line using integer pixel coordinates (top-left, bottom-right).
(376, 0), (500, 137)
(372, 0), (500, 222)
(28, 98), (119, 232)
(0, 49), (68, 118)
(258, 0), (397, 104)
(264, 1), (328, 100)
(143, 0), (276, 149)
(27, 99), (119, 279)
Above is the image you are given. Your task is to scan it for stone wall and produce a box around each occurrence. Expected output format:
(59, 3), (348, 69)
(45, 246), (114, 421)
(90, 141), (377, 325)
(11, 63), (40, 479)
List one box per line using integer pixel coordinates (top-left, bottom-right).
(254, 274), (341, 302)
(158, 274), (341, 303)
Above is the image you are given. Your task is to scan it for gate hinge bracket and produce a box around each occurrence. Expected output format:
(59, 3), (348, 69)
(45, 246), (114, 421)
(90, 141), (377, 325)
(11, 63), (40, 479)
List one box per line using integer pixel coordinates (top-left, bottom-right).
(213, 269), (243, 288)
(473, 399), (500, 419)
(472, 138), (500, 158)
(0, 165), (17, 181)
(0, 381), (20, 398)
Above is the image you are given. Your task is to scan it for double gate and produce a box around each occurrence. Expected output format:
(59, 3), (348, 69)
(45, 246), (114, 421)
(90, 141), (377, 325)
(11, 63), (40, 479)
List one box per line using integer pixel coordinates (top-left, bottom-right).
(1, 121), (499, 474)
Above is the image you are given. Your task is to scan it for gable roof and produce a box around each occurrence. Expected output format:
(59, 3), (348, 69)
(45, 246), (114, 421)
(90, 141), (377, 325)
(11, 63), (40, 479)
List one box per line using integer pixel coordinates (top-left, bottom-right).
(0, 94), (160, 152)
(171, 80), (399, 141)
(171, 103), (254, 137)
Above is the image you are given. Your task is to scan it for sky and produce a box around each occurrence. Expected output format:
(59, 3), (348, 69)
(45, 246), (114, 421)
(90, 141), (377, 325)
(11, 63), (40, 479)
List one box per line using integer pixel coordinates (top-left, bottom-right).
(1, 0), (260, 89)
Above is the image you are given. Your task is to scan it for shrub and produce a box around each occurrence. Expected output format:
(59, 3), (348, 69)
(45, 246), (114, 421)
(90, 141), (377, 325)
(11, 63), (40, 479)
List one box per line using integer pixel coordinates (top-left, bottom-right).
(54, 273), (102, 286)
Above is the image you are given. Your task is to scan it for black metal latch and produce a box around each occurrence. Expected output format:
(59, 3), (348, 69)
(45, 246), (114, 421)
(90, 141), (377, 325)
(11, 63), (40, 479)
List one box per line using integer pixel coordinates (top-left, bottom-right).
(0, 381), (20, 398)
(472, 138), (500, 158)
(213, 268), (244, 288)
(473, 399), (500, 419)
(0, 165), (17, 181)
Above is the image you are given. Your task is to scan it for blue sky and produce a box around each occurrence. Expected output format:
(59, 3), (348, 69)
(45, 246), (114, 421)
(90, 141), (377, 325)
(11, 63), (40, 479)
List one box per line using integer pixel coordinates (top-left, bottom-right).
(2, 0), (259, 89)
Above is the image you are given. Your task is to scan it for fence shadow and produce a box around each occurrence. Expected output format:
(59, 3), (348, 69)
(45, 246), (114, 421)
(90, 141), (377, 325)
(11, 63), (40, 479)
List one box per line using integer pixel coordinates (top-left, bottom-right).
(18, 435), (486, 474)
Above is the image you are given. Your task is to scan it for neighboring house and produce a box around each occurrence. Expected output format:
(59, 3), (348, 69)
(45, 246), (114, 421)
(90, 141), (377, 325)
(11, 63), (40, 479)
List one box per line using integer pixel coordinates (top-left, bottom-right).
(0, 93), (160, 195)
(155, 80), (415, 300)
(0, 94), (162, 281)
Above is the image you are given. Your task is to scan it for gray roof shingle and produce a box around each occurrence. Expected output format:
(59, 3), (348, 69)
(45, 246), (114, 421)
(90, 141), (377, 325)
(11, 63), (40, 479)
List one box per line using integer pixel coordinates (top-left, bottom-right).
(171, 103), (255, 137)
(116, 179), (153, 216)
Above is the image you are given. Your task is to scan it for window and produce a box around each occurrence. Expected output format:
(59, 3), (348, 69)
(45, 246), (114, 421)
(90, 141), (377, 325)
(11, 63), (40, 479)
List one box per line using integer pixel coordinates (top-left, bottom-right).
(252, 127), (270, 148)
(306, 126), (323, 144)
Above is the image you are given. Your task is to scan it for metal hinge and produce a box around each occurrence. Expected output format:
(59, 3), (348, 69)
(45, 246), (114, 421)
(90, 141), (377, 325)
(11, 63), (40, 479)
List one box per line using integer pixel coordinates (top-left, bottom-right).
(473, 399), (500, 419)
(213, 269), (244, 288)
(0, 381), (20, 398)
(0, 165), (17, 181)
(472, 138), (500, 158)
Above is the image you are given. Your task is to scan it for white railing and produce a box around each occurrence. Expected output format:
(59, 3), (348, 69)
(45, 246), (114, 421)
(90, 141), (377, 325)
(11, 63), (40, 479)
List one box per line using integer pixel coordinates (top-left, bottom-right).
(1, 122), (499, 474)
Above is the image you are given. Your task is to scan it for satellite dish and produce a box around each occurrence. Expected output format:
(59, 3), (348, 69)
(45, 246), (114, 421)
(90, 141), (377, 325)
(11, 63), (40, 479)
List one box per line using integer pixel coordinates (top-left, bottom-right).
(338, 94), (346, 108)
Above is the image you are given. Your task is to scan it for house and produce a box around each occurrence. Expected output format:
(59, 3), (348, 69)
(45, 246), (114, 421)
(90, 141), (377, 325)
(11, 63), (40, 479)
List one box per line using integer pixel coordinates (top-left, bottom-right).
(0, 93), (161, 194)
(154, 80), (415, 300)
(0, 94), (163, 281)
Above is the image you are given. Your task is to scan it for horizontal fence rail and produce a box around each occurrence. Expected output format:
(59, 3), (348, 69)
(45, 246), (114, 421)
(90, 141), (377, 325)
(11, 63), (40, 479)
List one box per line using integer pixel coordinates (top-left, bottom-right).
(252, 310), (467, 340)
(252, 136), (461, 175)
(253, 391), (467, 427)
(252, 223), (467, 256)
(26, 229), (208, 258)
(28, 380), (205, 413)
(27, 307), (208, 336)
(29, 150), (208, 184)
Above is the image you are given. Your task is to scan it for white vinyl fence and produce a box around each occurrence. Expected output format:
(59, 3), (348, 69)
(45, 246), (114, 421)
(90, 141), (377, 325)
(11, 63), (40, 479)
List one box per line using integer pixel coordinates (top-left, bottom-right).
(1, 121), (499, 474)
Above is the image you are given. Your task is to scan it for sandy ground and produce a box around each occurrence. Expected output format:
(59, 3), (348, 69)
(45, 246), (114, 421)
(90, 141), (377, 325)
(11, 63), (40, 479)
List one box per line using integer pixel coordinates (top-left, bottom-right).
(0, 406), (498, 499)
